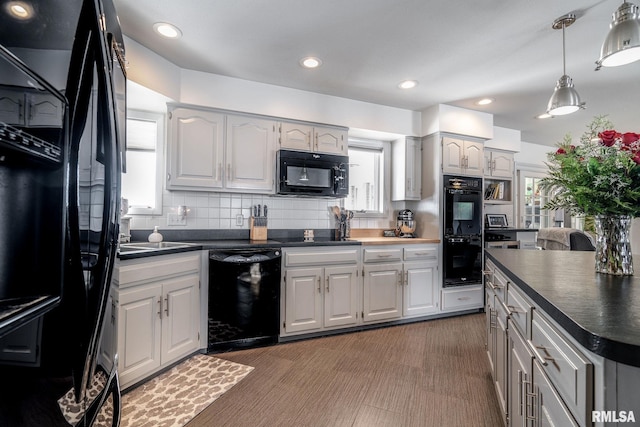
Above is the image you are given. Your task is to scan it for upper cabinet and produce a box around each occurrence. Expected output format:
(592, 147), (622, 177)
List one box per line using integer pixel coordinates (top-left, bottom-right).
(167, 107), (225, 190)
(484, 149), (514, 178)
(441, 136), (484, 176)
(225, 115), (277, 192)
(167, 105), (276, 193)
(279, 121), (348, 155)
(392, 137), (422, 201)
(0, 87), (64, 128)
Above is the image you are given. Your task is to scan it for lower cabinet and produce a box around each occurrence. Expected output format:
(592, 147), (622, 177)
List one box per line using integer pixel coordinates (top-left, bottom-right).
(281, 243), (440, 337)
(485, 256), (592, 427)
(362, 261), (403, 322)
(114, 252), (201, 389)
(281, 247), (360, 336)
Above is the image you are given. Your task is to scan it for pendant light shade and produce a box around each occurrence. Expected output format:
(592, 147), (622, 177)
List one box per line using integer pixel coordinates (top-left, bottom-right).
(596, 1), (640, 68)
(547, 14), (584, 116)
(547, 75), (582, 115)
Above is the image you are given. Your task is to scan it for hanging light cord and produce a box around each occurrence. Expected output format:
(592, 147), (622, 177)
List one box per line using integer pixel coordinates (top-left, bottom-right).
(562, 20), (567, 76)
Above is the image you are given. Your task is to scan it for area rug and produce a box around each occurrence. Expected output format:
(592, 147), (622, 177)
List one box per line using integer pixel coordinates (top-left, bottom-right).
(58, 354), (254, 427)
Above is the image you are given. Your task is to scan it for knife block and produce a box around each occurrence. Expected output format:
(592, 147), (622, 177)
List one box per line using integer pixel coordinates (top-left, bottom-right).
(250, 217), (268, 241)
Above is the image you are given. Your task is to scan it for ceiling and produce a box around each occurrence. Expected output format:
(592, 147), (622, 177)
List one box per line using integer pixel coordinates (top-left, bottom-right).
(114, 0), (640, 146)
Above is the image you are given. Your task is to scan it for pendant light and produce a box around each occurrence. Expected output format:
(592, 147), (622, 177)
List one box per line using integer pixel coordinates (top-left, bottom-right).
(547, 14), (585, 116)
(596, 1), (640, 68)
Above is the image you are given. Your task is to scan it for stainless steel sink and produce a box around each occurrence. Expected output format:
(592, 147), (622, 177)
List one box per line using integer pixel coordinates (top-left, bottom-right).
(118, 241), (197, 253)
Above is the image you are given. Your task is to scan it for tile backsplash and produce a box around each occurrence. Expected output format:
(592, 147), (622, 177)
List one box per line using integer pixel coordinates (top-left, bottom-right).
(126, 190), (394, 231)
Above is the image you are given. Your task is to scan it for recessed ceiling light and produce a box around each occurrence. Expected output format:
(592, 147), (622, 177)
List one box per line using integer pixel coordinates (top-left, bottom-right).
(153, 22), (182, 39)
(476, 98), (494, 106)
(300, 57), (322, 68)
(6, 1), (33, 20)
(536, 113), (554, 119)
(398, 80), (418, 89)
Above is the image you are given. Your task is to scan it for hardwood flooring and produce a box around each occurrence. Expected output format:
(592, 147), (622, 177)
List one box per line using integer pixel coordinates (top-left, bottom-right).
(187, 313), (503, 427)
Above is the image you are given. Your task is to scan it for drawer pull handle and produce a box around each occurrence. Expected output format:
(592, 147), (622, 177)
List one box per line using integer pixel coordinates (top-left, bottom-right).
(377, 254), (393, 258)
(482, 269), (492, 276)
(457, 296), (471, 301)
(164, 296), (169, 316)
(507, 304), (523, 313)
(527, 340), (551, 366)
(326, 276), (329, 292)
(157, 297), (163, 319)
(317, 277), (321, 293)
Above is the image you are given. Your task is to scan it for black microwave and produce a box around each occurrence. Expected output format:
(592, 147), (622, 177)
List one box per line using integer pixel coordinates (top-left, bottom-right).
(276, 149), (349, 197)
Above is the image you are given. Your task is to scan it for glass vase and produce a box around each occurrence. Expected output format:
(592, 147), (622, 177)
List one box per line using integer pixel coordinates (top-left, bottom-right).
(594, 215), (634, 275)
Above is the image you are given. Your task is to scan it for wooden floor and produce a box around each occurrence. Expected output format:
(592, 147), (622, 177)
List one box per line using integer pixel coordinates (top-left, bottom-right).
(187, 313), (503, 427)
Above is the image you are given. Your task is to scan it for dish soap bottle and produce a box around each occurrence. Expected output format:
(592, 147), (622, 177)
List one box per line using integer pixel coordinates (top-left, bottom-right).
(148, 226), (163, 243)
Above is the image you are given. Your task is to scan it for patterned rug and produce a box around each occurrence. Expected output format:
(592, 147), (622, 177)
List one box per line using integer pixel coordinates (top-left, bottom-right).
(58, 354), (253, 427)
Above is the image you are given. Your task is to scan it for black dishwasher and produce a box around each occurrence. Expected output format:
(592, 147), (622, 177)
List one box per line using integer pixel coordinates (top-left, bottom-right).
(208, 248), (281, 352)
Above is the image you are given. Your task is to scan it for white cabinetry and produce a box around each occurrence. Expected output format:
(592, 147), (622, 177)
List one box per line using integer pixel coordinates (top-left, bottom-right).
(167, 107), (225, 190)
(279, 121), (348, 155)
(392, 137), (422, 201)
(442, 136), (484, 176)
(225, 115), (277, 191)
(115, 252), (201, 389)
(484, 257), (594, 427)
(281, 247), (359, 336)
(0, 87), (64, 127)
(362, 244), (439, 323)
(167, 106), (276, 193)
(484, 149), (514, 178)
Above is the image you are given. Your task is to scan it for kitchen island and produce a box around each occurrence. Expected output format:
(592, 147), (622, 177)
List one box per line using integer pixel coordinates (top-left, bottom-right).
(486, 248), (640, 366)
(485, 248), (640, 426)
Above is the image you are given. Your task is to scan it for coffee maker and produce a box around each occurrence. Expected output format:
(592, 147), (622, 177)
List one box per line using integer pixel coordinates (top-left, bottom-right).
(396, 209), (416, 237)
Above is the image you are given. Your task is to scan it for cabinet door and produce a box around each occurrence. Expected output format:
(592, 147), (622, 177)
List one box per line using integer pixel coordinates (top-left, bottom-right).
(533, 361), (580, 427)
(279, 122), (313, 151)
(509, 326), (533, 427)
(485, 289), (495, 373)
(26, 93), (64, 127)
(0, 88), (24, 125)
(494, 299), (509, 423)
(168, 108), (225, 190)
(315, 125), (347, 155)
(463, 140), (484, 175)
(407, 137), (422, 199)
(403, 260), (438, 317)
(362, 263), (403, 323)
(490, 151), (514, 178)
(284, 267), (323, 333)
(161, 274), (200, 366)
(324, 265), (359, 328)
(118, 283), (162, 387)
(225, 115), (276, 192)
(442, 137), (464, 174)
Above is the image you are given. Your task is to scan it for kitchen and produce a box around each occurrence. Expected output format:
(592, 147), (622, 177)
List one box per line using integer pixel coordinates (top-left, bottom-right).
(2, 0), (640, 426)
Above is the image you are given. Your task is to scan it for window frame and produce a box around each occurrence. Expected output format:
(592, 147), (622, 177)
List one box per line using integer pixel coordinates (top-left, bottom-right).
(122, 109), (164, 216)
(346, 138), (391, 218)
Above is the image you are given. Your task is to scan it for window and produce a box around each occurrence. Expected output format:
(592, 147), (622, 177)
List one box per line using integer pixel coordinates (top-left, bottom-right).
(121, 110), (164, 215)
(345, 139), (390, 216)
(517, 168), (557, 228)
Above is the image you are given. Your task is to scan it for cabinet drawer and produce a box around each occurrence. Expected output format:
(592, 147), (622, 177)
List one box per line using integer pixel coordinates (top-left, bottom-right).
(363, 248), (402, 263)
(491, 268), (508, 302)
(119, 252), (201, 287)
(530, 310), (592, 425)
(441, 285), (483, 310)
(403, 246), (437, 261)
(506, 285), (531, 338)
(284, 248), (359, 267)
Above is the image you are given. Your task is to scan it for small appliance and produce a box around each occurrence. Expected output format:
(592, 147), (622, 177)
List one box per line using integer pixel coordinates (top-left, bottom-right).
(396, 209), (416, 237)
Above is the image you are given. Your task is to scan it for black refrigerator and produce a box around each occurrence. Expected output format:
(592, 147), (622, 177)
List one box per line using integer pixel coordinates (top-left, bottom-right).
(0, 0), (125, 425)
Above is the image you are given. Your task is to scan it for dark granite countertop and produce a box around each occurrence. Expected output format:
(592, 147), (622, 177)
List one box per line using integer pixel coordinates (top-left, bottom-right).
(117, 238), (361, 260)
(486, 248), (640, 367)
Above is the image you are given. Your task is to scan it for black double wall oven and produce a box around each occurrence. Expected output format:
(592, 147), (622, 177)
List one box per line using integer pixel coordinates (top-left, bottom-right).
(443, 175), (483, 287)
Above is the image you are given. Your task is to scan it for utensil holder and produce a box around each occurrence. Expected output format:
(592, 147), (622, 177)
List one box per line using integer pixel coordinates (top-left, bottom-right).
(250, 217), (268, 241)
